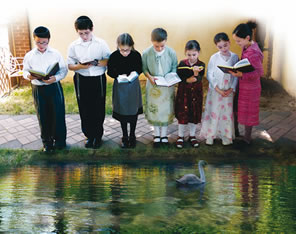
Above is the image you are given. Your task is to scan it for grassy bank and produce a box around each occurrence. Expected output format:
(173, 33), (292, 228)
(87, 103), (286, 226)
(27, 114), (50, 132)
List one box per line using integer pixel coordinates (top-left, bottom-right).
(1, 137), (296, 168)
(0, 80), (148, 115)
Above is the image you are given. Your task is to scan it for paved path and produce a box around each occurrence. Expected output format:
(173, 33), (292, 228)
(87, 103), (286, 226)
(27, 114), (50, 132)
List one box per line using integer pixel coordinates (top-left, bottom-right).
(0, 111), (296, 150)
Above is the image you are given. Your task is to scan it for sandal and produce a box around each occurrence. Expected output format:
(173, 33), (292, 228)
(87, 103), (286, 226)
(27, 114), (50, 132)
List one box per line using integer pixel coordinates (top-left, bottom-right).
(175, 137), (184, 149)
(189, 136), (199, 148)
(160, 136), (169, 145)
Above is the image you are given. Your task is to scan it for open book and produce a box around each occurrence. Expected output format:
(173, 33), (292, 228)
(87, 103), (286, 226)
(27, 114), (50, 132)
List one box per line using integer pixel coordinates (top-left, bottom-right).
(29, 62), (59, 80)
(79, 59), (98, 66)
(217, 58), (254, 74)
(117, 71), (138, 83)
(154, 72), (181, 87)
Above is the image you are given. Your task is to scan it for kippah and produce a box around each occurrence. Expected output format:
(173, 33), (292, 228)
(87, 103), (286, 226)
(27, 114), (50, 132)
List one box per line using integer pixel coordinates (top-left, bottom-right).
(33, 26), (50, 38)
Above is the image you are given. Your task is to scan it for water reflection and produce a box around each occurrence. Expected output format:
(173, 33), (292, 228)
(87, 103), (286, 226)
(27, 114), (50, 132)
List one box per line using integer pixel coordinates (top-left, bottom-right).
(0, 161), (296, 233)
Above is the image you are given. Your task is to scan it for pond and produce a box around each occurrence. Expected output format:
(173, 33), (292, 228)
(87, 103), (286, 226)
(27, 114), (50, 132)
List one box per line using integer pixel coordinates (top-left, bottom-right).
(0, 160), (296, 233)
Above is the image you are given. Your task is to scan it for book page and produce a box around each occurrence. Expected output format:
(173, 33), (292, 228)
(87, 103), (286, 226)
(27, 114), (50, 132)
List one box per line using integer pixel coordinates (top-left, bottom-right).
(154, 76), (168, 86)
(234, 58), (250, 68)
(117, 74), (129, 83)
(164, 72), (181, 86)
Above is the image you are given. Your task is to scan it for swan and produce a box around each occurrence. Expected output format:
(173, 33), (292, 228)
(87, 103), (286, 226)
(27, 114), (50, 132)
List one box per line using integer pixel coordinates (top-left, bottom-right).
(176, 160), (207, 185)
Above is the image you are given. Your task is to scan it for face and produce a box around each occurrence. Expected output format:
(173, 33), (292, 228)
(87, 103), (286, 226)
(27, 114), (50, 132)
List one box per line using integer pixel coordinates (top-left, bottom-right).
(152, 40), (166, 52)
(185, 49), (199, 64)
(232, 34), (251, 49)
(77, 29), (92, 42)
(34, 37), (49, 53)
(216, 40), (230, 56)
(119, 45), (132, 57)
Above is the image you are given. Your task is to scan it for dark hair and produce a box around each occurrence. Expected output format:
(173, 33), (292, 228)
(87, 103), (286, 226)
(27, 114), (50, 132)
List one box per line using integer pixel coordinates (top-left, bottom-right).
(75, 16), (93, 31)
(233, 21), (257, 40)
(117, 33), (135, 50)
(151, 28), (167, 42)
(33, 26), (50, 39)
(185, 40), (200, 52)
(214, 32), (229, 44)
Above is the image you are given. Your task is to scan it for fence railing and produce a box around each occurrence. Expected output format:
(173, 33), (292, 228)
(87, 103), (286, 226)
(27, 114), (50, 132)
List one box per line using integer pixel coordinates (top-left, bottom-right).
(0, 47), (23, 97)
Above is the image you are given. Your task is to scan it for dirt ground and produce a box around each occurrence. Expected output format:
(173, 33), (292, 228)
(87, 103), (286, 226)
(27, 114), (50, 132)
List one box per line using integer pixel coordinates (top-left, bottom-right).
(260, 78), (296, 112)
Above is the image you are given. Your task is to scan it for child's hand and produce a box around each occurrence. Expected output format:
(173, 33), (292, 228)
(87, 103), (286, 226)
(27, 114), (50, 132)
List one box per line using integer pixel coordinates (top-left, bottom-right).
(149, 76), (158, 85)
(224, 88), (233, 97)
(215, 86), (226, 97)
(186, 77), (197, 83)
(28, 74), (38, 80)
(43, 76), (56, 84)
(229, 70), (242, 77)
(78, 63), (92, 70)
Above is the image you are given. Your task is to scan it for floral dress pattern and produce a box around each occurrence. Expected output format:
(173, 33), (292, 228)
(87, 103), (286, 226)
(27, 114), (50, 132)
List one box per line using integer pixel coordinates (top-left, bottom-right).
(200, 51), (239, 142)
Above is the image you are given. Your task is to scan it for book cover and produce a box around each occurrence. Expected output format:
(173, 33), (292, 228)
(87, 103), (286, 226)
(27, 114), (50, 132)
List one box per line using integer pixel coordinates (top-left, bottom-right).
(79, 59), (98, 66)
(29, 62), (60, 80)
(217, 58), (254, 74)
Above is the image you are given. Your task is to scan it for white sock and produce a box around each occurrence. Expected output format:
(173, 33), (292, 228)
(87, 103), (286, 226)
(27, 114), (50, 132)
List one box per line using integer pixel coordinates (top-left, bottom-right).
(178, 124), (186, 137)
(154, 126), (160, 136)
(160, 126), (168, 138)
(188, 123), (197, 137)
(154, 126), (161, 142)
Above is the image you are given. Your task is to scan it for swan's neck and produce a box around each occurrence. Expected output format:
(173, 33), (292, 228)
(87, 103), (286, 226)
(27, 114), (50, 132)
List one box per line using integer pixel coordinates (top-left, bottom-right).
(199, 163), (206, 183)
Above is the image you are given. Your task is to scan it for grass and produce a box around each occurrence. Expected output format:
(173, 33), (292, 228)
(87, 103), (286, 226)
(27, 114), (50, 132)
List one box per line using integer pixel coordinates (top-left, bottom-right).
(1, 137), (296, 168)
(0, 79), (148, 115)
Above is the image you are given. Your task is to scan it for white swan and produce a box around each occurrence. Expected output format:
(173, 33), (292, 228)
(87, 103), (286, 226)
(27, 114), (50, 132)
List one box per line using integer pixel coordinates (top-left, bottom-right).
(176, 160), (207, 185)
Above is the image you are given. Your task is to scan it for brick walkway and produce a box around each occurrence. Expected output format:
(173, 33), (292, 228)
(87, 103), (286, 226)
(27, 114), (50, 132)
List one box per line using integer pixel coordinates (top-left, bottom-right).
(0, 111), (296, 150)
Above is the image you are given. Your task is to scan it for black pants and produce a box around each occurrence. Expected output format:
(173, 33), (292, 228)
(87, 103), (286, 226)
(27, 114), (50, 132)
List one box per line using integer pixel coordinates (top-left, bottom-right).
(32, 82), (67, 147)
(74, 73), (106, 140)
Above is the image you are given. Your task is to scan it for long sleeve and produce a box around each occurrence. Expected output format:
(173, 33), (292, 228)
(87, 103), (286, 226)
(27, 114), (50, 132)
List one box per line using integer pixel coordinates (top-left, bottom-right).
(241, 52), (264, 80)
(142, 50), (149, 75)
(134, 51), (143, 75)
(177, 60), (192, 82)
(107, 53), (119, 79)
(207, 55), (218, 88)
(22, 53), (31, 81)
(170, 50), (178, 73)
(54, 53), (68, 82)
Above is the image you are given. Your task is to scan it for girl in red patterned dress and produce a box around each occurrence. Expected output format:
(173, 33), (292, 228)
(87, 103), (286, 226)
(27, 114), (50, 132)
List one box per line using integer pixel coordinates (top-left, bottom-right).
(175, 40), (205, 148)
(230, 22), (264, 144)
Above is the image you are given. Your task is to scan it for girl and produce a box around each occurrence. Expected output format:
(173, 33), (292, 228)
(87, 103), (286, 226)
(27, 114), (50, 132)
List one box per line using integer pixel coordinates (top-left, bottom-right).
(107, 33), (143, 148)
(175, 40), (205, 149)
(199, 33), (239, 145)
(142, 28), (178, 147)
(230, 22), (264, 144)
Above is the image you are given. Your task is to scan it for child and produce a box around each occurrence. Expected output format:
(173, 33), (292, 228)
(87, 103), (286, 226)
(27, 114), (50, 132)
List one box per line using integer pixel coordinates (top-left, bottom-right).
(107, 33), (143, 148)
(199, 33), (239, 145)
(230, 22), (264, 144)
(67, 16), (110, 149)
(142, 28), (178, 147)
(175, 40), (205, 148)
(23, 26), (67, 152)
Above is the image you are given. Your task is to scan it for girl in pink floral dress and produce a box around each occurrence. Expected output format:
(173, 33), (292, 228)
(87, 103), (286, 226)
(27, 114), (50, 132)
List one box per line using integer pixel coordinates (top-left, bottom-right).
(230, 22), (264, 144)
(200, 33), (239, 145)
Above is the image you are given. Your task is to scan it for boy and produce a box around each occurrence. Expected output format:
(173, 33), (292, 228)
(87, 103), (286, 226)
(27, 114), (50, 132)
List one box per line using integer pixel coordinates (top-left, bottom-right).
(23, 26), (68, 152)
(142, 28), (178, 147)
(67, 16), (110, 148)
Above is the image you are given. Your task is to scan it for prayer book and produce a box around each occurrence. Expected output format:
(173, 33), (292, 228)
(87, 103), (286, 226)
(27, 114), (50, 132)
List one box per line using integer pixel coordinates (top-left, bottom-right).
(29, 62), (59, 80)
(217, 58), (254, 74)
(117, 71), (138, 83)
(154, 72), (181, 87)
(79, 59), (98, 66)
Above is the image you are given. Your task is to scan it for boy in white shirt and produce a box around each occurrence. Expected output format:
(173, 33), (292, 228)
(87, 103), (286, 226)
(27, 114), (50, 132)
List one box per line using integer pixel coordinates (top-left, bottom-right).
(23, 26), (68, 152)
(67, 16), (110, 149)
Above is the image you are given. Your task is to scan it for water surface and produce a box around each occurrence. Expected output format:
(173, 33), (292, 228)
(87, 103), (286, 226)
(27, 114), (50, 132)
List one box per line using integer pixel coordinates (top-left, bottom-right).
(0, 160), (295, 233)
